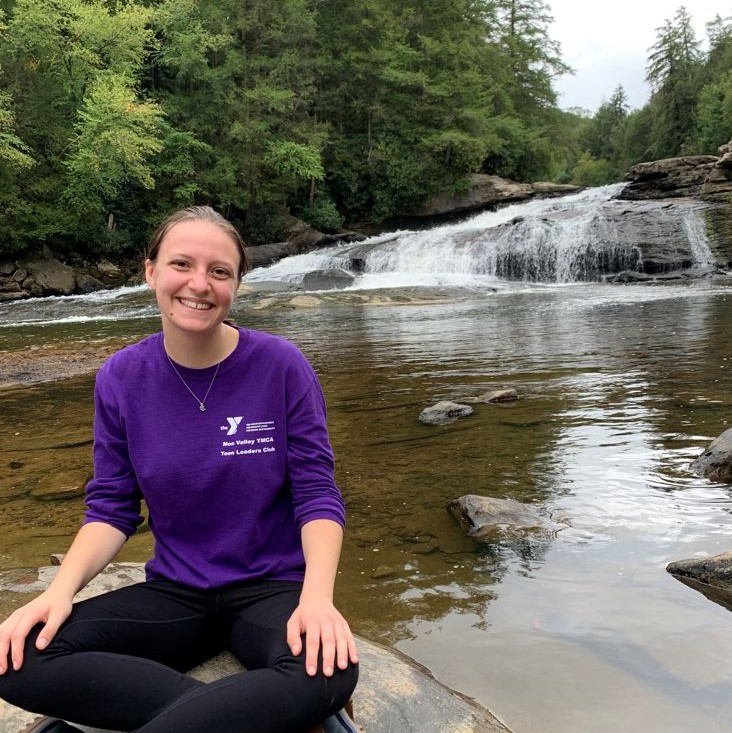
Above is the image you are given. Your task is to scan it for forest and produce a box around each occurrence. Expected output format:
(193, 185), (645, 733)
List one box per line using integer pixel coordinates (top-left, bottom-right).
(0, 0), (731, 259)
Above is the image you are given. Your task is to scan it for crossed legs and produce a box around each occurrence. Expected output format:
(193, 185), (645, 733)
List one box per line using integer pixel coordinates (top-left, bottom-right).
(0, 579), (358, 733)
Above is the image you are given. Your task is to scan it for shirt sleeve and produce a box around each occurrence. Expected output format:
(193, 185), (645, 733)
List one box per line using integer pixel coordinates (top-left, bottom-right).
(83, 363), (144, 538)
(285, 354), (346, 530)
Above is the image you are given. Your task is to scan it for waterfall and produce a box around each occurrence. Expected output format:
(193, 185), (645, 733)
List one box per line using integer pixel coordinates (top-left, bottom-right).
(682, 208), (715, 265)
(244, 184), (716, 289)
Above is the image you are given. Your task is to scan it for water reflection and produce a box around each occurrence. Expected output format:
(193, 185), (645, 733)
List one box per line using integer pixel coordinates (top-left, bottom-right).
(2, 283), (732, 733)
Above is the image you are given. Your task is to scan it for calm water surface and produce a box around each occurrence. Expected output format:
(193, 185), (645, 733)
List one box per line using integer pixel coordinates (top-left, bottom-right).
(2, 281), (732, 733)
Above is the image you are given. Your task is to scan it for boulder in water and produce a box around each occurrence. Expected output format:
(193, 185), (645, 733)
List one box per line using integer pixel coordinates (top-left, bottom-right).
(667, 551), (732, 612)
(19, 257), (76, 296)
(419, 401), (474, 425)
(689, 428), (732, 483)
(301, 268), (356, 291)
(448, 494), (564, 542)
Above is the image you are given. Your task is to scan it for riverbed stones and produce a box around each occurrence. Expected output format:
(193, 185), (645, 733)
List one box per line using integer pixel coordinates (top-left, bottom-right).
(689, 428), (732, 483)
(419, 401), (474, 425)
(0, 563), (512, 733)
(448, 494), (562, 542)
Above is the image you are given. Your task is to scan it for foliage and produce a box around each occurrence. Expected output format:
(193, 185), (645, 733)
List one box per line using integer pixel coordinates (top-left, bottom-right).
(297, 197), (344, 233)
(1, 0), (732, 261)
(63, 74), (165, 208)
(241, 203), (286, 247)
(644, 6), (704, 157)
(0, 87), (34, 171)
(571, 152), (615, 187)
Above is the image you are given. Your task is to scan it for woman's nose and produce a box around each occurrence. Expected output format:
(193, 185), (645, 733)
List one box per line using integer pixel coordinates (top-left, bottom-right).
(188, 269), (210, 291)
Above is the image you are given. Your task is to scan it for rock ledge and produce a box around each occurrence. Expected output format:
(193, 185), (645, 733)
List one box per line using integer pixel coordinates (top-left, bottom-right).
(0, 563), (511, 733)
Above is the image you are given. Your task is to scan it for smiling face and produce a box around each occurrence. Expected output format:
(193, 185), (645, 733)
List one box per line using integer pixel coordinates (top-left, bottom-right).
(145, 219), (242, 340)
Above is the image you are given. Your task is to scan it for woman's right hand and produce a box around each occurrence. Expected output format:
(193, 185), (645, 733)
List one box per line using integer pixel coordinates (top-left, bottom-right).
(0, 588), (73, 674)
(0, 522), (126, 674)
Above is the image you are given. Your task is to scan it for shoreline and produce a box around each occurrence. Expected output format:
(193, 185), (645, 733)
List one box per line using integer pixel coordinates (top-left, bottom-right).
(0, 341), (129, 391)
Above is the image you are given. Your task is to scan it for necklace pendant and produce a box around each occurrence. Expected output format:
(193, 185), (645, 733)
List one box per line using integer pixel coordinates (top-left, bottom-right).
(199, 403), (206, 412)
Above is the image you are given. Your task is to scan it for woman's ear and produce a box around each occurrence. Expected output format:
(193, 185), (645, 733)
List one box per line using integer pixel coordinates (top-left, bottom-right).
(144, 259), (155, 289)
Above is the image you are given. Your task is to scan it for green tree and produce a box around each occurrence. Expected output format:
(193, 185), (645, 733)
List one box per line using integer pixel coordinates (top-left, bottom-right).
(63, 74), (164, 228)
(0, 86), (33, 172)
(645, 5), (703, 157)
(696, 14), (732, 152)
(572, 85), (629, 183)
(572, 151), (615, 187)
(0, 0), (160, 251)
(317, 0), (519, 222)
(152, 0), (323, 226)
(482, 0), (571, 180)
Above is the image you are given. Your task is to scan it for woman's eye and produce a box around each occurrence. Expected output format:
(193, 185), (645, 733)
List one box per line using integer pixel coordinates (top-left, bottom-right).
(171, 260), (189, 269)
(212, 268), (232, 278)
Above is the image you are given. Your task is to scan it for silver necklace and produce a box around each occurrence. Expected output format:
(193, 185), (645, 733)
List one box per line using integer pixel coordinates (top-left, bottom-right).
(166, 354), (221, 412)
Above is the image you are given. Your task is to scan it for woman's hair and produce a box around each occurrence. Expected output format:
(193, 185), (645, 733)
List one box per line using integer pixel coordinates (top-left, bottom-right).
(146, 206), (250, 279)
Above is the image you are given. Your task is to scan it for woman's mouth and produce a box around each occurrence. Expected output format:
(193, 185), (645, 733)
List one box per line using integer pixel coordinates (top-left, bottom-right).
(178, 298), (213, 310)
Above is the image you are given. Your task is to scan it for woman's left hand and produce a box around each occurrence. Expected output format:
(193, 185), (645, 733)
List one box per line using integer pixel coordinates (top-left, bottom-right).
(286, 591), (359, 677)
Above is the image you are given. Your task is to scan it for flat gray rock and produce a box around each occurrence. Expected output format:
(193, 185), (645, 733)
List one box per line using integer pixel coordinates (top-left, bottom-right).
(0, 563), (511, 733)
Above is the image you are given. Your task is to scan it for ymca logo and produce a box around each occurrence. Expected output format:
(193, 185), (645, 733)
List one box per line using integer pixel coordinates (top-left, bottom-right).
(221, 416), (243, 436)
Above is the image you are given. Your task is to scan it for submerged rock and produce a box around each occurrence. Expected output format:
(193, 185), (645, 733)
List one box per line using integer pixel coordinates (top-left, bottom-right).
(479, 389), (518, 404)
(448, 494), (564, 542)
(419, 401), (474, 425)
(0, 563), (511, 733)
(689, 428), (732, 483)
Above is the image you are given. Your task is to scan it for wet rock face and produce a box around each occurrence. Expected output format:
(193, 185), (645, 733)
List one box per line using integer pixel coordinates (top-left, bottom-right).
(617, 144), (732, 271)
(689, 428), (732, 483)
(301, 268), (356, 291)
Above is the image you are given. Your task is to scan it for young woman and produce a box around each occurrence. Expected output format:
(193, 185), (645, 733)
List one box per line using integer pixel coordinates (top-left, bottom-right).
(0, 206), (359, 733)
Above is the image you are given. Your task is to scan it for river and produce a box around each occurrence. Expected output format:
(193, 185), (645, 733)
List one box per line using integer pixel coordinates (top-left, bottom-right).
(1, 186), (732, 733)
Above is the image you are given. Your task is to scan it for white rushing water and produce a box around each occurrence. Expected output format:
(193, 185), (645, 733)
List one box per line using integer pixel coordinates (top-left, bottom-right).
(244, 184), (715, 290)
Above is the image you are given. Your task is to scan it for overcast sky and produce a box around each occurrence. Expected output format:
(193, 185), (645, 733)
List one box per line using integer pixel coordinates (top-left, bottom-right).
(549, 0), (732, 113)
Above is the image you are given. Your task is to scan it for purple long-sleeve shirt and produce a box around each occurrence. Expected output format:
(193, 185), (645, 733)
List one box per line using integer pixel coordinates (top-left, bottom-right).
(84, 327), (345, 589)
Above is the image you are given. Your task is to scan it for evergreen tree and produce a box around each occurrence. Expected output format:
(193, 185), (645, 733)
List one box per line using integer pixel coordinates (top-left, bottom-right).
(645, 5), (703, 157)
(483, 0), (571, 180)
(316, 0), (499, 222)
(573, 85), (629, 183)
(151, 0), (323, 241)
(696, 14), (732, 153)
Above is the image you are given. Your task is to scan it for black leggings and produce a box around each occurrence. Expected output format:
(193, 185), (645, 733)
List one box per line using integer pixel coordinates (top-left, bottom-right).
(0, 579), (358, 732)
